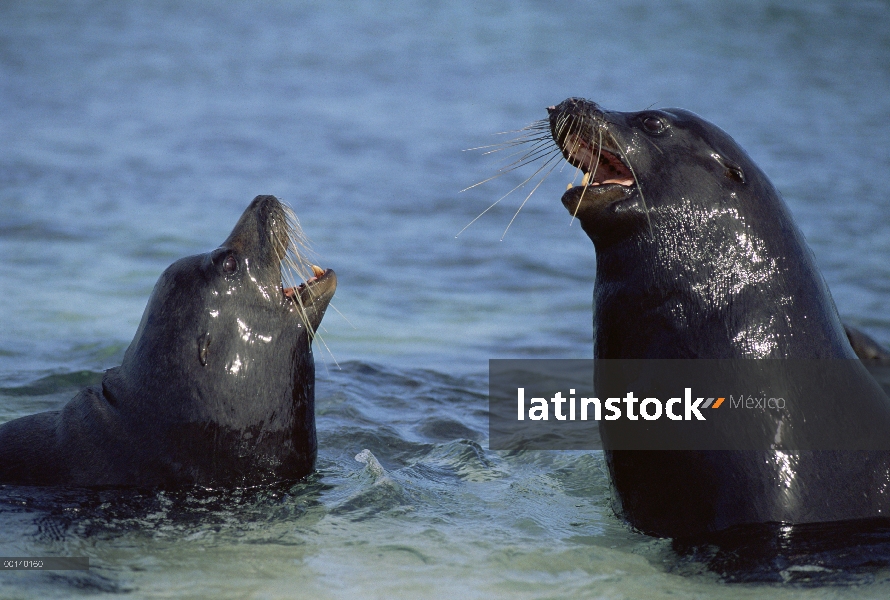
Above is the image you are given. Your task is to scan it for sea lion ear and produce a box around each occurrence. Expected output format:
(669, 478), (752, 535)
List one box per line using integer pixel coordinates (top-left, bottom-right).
(198, 332), (212, 366)
(712, 153), (745, 184)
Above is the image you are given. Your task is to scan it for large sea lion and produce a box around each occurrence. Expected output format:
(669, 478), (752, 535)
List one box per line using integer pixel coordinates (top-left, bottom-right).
(545, 98), (890, 538)
(0, 195), (336, 488)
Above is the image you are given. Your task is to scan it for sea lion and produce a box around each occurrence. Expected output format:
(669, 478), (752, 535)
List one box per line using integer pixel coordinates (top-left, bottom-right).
(545, 98), (890, 538)
(0, 195), (336, 488)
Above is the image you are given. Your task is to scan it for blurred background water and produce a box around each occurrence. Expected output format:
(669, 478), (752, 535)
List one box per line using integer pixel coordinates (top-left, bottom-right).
(1, 0), (889, 597)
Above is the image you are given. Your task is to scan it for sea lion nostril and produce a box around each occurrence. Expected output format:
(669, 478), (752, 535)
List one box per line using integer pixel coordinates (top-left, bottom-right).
(198, 332), (211, 366)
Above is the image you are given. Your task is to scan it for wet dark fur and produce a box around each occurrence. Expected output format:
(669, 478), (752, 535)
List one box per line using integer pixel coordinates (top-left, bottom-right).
(542, 99), (890, 539)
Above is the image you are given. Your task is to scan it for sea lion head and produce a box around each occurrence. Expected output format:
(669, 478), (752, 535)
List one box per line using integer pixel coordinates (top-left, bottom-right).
(548, 97), (774, 248)
(103, 195), (336, 484)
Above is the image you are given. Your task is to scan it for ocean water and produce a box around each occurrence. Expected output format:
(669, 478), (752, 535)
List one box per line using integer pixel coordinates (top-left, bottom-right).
(1, 0), (890, 597)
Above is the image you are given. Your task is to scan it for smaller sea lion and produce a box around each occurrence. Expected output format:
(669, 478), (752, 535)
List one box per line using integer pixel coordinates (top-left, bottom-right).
(0, 195), (336, 488)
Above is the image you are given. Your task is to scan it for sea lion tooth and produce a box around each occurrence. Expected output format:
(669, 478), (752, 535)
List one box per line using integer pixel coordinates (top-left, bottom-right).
(581, 171), (591, 186)
(566, 183), (573, 191)
(310, 264), (325, 278)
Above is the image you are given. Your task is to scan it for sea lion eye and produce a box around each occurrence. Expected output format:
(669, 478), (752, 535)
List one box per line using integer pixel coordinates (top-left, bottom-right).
(641, 116), (665, 134)
(223, 254), (238, 274)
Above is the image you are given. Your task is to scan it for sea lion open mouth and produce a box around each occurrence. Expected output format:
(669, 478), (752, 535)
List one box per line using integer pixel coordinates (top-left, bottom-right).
(283, 265), (337, 308)
(459, 99), (642, 239)
(548, 98), (635, 192)
(259, 198), (337, 336)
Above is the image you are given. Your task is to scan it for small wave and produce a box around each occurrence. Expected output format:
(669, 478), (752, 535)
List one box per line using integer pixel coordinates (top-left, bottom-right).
(0, 370), (104, 397)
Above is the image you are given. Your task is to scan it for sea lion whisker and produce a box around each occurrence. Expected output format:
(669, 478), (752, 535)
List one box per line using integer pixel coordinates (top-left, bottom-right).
(553, 112), (570, 136)
(277, 211), (316, 285)
(458, 146), (562, 193)
(556, 158), (585, 182)
(550, 117), (579, 174)
(281, 203), (312, 252)
(488, 119), (551, 136)
(464, 131), (551, 153)
(554, 113), (576, 142)
(313, 334), (340, 374)
(481, 135), (555, 156)
(276, 202), (338, 343)
(325, 301), (355, 330)
(471, 140), (544, 155)
(499, 153), (563, 240)
(284, 282), (315, 338)
(558, 116), (587, 174)
(464, 134), (556, 176)
(455, 191), (514, 236)
(466, 116), (574, 235)
(458, 149), (564, 237)
(638, 133), (665, 156)
(481, 126), (554, 147)
(570, 128), (604, 224)
(494, 144), (562, 172)
(280, 261), (337, 365)
(467, 127), (563, 188)
(515, 119), (552, 133)
(519, 118), (552, 130)
(559, 119), (586, 183)
(486, 136), (558, 164)
(563, 164), (583, 184)
(462, 120), (552, 152)
(613, 142), (653, 238)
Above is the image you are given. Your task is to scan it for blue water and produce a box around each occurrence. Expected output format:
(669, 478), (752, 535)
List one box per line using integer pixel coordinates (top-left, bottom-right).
(1, 0), (890, 597)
